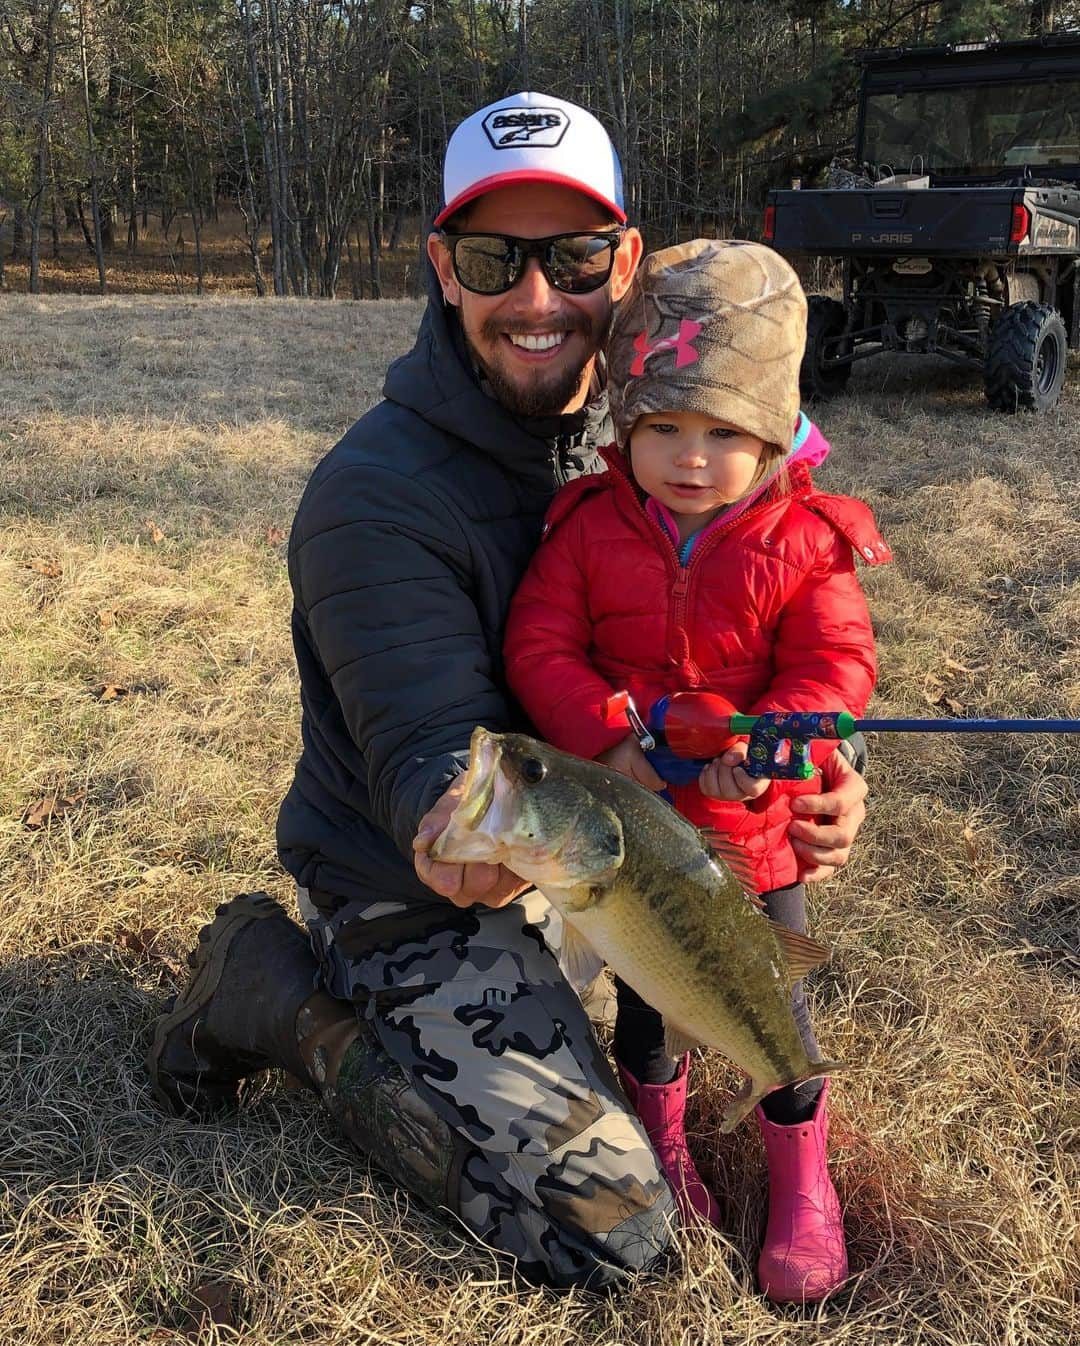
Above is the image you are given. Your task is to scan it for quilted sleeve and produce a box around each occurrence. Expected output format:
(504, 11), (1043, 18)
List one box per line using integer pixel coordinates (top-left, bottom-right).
(505, 505), (630, 760)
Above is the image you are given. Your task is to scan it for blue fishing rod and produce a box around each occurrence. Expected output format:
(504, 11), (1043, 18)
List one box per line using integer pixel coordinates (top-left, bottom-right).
(606, 691), (1080, 782)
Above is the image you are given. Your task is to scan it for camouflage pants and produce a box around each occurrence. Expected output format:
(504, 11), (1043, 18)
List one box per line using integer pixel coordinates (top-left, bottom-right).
(297, 886), (676, 1289)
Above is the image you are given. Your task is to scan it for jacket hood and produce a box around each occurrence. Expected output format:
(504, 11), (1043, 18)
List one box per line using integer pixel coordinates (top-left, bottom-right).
(382, 255), (610, 484)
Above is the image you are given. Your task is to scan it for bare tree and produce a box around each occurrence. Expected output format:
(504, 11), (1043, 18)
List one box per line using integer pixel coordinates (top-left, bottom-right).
(28, 0), (61, 294)
(77, 0), (107, 292)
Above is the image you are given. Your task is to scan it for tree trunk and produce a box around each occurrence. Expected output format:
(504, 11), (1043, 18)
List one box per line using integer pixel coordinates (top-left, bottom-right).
(182, 129), (205, 295)
(78, 0), (107, 292)
(240, 0), (285, 295)
(388, 200), (406, 251)
(127, 103), (138, 252)
(345, 225), (362, 299)
(30, 0), (62, 294)
(228, 71), (267, 298)
(49, 175), (61, 260)
(365, 162), (382, 300)
(11, 205), (26, 259)
(267, 0), (305, 295)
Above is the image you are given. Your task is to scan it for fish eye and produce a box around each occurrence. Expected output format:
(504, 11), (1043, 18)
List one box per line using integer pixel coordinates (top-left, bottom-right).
(603, 832), (620, 856)
(520, 756), (547, 785)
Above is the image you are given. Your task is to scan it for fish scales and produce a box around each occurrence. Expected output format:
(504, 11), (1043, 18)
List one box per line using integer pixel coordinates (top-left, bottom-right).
(432, 727), (845, 1130)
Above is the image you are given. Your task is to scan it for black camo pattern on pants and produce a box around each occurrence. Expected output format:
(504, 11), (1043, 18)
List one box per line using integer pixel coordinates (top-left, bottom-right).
(299, 887), (676, 1288)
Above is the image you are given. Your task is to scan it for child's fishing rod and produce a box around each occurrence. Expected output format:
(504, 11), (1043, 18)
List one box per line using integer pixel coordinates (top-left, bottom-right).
(605, 690), (1080, 782)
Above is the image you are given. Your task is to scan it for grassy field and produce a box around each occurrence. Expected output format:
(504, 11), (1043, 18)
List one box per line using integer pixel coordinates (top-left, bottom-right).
(1, 293), (1077, 1345)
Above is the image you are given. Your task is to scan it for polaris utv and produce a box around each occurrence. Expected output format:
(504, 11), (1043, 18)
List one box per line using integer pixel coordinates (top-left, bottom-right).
(764, 35), (1080, 412)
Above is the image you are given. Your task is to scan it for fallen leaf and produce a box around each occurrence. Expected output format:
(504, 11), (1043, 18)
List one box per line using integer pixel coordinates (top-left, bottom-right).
(264, 525), (287, 546)
(97, 608), (117, 629)
(116, 925), (183, 977)
(923, 674), (965, 715)
(962, 825), (985, 874)
(181, 1280), (235, 1335)
(22, 790), (86, 829)
(145, 520), (165, 545)
(24, 558), (61, 578)
(140, 864), (178, 886)
(944, 657), (984, 677)
(93, 683), (129, 701)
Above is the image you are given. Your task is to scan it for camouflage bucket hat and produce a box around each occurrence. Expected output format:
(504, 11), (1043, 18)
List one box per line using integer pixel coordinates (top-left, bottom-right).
(608, 239), (808, 453)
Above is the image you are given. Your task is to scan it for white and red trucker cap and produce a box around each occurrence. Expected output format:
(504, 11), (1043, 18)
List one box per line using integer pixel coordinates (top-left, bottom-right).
(434, 91), (626, 228)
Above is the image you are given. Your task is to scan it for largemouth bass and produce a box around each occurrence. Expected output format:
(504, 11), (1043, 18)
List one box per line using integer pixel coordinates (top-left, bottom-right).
(432, 727), (844, 1131)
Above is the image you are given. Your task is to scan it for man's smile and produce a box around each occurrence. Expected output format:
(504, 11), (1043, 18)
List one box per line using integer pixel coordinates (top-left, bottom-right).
(506, 331), (568, 354)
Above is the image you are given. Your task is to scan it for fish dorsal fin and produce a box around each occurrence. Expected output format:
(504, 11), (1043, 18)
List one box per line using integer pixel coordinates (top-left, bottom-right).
(768, 922), (831, 984)
(664, 1023), (705, 1060)
(698, 830), (766, 910)
(558, 918), (606, 995)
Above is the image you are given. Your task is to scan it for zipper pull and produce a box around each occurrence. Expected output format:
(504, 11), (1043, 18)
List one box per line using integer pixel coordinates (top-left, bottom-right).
(556, 431), (586, 474)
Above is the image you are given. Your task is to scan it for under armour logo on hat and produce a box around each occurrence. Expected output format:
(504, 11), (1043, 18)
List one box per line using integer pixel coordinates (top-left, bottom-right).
(435, 91), (625, 227)
(629, 320), (703, 377)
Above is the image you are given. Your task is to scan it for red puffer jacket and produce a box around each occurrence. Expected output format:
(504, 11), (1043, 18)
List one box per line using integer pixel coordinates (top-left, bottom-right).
(505, 442), (891, 893)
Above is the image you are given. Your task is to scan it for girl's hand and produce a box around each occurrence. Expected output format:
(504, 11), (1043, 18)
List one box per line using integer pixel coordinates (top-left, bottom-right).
(698, 742), (771, 803)
(595, 734), (666, 792)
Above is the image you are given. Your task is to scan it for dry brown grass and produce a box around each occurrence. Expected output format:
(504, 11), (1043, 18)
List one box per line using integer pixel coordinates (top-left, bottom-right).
(1, 293), (1077, 1345)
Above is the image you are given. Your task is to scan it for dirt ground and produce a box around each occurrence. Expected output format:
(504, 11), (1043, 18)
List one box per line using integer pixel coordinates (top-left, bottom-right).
(0, 292), (1077, 1344)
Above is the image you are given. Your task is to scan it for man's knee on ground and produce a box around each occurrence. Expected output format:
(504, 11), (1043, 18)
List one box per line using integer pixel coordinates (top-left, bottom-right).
(530, 1137), (677, 1283)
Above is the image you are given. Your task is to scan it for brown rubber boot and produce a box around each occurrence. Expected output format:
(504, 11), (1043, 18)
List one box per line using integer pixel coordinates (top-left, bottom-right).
(147, 893), (462, 1210)
(295, 994), (463, 1212)
(147, 892), (326, 1117)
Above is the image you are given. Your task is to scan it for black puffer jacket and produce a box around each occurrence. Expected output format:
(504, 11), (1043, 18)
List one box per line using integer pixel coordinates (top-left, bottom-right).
(276, 268), (608, 910)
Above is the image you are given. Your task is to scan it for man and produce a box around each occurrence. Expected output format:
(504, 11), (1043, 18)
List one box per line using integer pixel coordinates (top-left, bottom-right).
(147, 92), (868, 1292)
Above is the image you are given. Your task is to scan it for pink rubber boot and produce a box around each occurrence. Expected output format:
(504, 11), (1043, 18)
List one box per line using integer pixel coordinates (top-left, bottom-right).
(755, 1079), (848, 1302)
(616, 1054), (721, 1229)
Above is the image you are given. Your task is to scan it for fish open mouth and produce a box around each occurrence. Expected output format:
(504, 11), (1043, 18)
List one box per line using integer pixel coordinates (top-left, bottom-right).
(454, 727), (500, 828)
(431, 727), (506, 863)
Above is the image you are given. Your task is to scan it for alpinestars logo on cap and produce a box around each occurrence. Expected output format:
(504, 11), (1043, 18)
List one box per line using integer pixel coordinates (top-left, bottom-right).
(483, 106), (569, 149)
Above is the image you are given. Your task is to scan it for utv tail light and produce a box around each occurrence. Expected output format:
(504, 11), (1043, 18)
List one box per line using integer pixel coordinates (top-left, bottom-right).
(763, 204), (776, 242)
(1010, 204), (1031, 244)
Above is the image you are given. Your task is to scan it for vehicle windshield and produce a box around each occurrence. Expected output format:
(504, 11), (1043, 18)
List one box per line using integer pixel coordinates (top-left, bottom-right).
(863, 79), (1080, 177)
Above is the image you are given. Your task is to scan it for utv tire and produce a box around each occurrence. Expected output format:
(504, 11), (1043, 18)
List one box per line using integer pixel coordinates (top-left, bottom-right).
(985, 302), (1067, 413)
(800, 296), (852, 401)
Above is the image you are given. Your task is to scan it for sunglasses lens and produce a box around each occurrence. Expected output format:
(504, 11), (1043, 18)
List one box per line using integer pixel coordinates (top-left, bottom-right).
(546, 235), (616, 292)
(452, 236), (519, 294)
(448, 233), (619, 295)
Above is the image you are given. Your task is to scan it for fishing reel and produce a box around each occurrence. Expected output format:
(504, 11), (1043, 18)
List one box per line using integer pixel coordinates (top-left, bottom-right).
(603, 690), (843, 784)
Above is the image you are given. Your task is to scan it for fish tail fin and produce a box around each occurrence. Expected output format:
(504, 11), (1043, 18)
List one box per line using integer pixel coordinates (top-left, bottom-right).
(719, 1060), (848, 1133)
(719, 1086), (765, 1133)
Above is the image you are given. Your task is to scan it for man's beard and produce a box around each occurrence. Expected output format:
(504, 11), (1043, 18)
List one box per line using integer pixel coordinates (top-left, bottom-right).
(465, 311), (606, 419)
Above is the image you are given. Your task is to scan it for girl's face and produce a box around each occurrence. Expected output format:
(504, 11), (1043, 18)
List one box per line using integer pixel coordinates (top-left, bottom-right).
(628, 410), (767, 537)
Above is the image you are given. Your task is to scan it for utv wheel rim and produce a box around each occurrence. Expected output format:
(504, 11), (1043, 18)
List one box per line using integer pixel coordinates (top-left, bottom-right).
(1036, 336), (1060, 396)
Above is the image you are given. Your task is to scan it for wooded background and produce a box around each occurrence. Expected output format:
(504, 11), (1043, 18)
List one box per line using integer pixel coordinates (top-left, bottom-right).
(1, 0), (1077, 298)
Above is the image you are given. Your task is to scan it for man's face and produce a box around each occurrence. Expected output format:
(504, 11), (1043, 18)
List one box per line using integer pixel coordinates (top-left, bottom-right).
(428, 183), (642, 418)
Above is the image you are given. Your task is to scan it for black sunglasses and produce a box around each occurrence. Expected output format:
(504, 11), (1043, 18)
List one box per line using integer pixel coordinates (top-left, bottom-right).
(441, 230), (625, 296)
